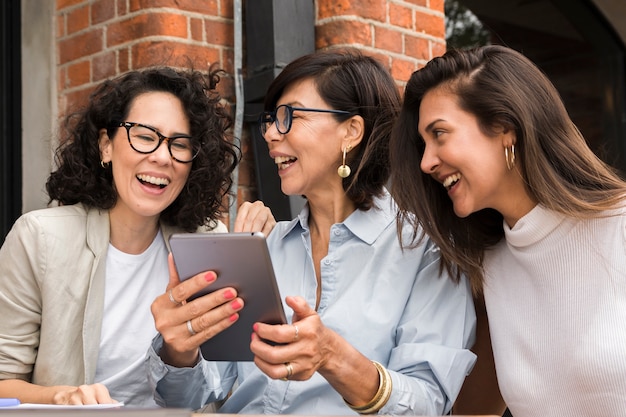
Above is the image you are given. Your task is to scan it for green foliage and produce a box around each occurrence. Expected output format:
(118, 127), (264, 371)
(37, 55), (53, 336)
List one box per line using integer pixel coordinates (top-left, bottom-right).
(445, 0), (491, 49)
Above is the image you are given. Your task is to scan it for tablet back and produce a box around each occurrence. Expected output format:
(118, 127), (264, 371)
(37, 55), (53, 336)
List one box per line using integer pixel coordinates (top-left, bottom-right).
(169, 232), (287, 361)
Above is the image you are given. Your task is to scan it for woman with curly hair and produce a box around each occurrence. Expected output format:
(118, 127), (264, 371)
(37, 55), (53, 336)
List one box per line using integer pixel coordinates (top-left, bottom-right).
(0, 66), (274, 406)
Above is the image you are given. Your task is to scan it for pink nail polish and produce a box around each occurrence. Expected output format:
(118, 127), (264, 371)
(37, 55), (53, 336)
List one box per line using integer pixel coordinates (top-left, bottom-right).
(253, 323), (259, 332)
(231, 300), (242, 309)
(229, 313), (238, 322)
(224, 289), (235, 300)
(205, 272), (216, 282)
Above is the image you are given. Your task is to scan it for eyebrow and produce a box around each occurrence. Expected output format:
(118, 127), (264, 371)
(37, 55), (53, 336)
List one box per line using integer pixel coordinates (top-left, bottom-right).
(422, 118), (444, 134)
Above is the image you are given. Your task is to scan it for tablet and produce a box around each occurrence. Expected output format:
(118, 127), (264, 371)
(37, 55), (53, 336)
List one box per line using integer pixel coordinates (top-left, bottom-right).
(169, 232), (287, 361)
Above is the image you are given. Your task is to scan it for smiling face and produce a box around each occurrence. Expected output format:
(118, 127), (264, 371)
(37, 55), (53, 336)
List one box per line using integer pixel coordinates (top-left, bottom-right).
(418, 87), (532, 224)
(99, 91), (192, 225)
(263, 78), (361, 200)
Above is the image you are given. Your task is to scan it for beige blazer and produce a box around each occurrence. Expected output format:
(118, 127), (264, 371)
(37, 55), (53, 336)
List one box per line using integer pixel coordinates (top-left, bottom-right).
(0, 203), (226, 386)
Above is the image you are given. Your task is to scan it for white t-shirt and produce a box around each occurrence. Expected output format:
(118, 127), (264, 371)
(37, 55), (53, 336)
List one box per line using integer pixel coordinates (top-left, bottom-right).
(95, 230), (169, 407)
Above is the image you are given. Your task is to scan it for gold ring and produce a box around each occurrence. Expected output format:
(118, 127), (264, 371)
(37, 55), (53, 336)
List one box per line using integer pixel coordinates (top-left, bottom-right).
(293, 325), (299, 341)
(168, 289), (180, 305)
(281, 362), (293, 381)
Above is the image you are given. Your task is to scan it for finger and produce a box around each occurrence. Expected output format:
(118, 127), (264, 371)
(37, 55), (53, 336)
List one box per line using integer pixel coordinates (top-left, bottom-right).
(92, 383), (117, 404)
(73, 385), (98, 405)
(286, 295), (316, 323)
(167, 253), (182, 290)
(233, 201), (253, 232)
(168, 269), (217, 305)
(190, 294), (244, 339)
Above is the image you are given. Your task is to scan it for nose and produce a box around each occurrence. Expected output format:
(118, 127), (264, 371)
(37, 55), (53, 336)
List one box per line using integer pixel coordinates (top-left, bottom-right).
(420, 144), (440, 174)
(262, 122), (282, 144)
(149, 139), (173, 164)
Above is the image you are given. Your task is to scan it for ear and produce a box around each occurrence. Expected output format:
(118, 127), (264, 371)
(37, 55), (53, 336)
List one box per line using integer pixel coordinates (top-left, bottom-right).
(99, 128), (112, 163)
(342, 115), (365, 151)
(497, 125), (516, 149)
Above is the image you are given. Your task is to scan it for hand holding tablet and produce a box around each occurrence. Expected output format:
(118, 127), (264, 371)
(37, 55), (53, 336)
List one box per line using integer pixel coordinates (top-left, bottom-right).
(168, 232), (287, 361)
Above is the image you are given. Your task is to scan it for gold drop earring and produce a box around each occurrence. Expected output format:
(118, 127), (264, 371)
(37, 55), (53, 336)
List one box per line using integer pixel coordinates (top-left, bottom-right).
(337, 146), (351, 178)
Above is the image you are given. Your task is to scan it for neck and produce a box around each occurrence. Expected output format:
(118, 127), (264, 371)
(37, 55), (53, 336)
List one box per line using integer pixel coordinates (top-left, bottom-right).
(108, 207), (160, 254)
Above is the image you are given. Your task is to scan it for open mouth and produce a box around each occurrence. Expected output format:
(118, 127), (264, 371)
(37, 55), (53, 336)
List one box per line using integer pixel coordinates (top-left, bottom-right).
(443, 173), (461, 191)
(137, 174), (169, 189)
(275, 156), (297, 170)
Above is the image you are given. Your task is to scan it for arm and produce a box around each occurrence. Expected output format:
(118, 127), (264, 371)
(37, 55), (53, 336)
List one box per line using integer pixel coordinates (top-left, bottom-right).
(250, 239), (477, 415)
(0, 216), (117, 405)
(453, 295), (507, 415)
(148, 254), (241, 408)
(0, 380), (115, 405)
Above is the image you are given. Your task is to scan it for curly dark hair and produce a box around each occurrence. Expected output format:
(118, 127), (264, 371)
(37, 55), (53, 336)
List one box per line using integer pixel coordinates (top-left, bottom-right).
(46, 66), (240, 231)
(263, 48), (401, 210)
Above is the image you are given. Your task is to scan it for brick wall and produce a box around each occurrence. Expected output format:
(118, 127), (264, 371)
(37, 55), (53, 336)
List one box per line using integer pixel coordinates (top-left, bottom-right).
(55, 0), (445, 219)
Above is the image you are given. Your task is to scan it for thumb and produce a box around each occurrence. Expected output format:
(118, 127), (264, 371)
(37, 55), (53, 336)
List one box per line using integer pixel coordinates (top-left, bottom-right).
(286, 295), (315, 323)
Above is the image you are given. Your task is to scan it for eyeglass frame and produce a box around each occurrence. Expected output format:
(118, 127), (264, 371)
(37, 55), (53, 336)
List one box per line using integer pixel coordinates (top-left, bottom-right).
(258, 104), (352, 136)
(115, 122), (201, 163)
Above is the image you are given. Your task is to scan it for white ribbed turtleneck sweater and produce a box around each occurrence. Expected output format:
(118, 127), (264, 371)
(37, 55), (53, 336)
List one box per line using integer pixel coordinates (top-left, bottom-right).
(483, 204), (626, 417)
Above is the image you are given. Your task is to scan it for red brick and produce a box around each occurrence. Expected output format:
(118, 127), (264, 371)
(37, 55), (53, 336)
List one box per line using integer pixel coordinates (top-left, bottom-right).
(93, 51), (117, 81)
(318, 0), (385, 22)
(59, 29), (103, 64)
(67, 4), (90, 35)
(56, 14), (65, 38)
(389, 3), (412, 30)
(430, 0), (445, 14)
(374, 26), (402, 54)
(66, 59), (91, 88)
(60, 86), (95, 116)
(92, 0), (116, 25)
(403, 0), (427, 6)
(220, 0), (234, 19)
(107, 13), (188, 47)
(129, 0), (218, 15)
(405, 34), (430, 61)
(205, 19), (234, 47)
(190, 18), (204, 42)
(415, 11), (444, 38)
(131, 41), (221, 70)
(119, 48), (130, 73)
(56, 0), (84, 11)
(432, 41), (446, 58)
(390, 58), (416, 83)
(316, 20), (373, 49)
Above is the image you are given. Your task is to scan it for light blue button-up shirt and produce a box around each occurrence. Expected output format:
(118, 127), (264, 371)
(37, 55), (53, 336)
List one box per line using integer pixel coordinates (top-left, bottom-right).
(148, 190), (476, 415)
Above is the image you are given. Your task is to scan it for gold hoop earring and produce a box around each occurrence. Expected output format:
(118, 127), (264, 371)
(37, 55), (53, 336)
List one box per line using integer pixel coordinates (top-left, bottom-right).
(504, 145), (516, 170)
(337, 147), (351, 178)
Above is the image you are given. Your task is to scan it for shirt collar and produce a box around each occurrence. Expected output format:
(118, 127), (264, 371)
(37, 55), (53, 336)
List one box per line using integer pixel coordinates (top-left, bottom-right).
(273, 188), (396, 245)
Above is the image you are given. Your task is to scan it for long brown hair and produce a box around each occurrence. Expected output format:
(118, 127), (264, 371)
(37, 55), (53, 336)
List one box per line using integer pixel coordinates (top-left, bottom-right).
(389, 45), (626, 293)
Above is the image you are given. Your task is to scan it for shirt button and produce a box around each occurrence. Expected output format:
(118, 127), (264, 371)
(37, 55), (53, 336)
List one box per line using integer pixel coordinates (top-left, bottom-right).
(324, 259), (331, 265)
(333, 229), (341, 236)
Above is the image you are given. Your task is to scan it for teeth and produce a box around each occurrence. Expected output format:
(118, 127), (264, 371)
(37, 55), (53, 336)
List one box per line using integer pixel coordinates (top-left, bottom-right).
(137, 174), (170, 186)
(443, 173), (461, 190)
(274, 156), (296, 169)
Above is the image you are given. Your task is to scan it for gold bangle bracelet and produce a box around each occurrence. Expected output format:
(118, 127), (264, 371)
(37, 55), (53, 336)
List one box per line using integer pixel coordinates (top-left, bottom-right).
(345, 361), (393, 414)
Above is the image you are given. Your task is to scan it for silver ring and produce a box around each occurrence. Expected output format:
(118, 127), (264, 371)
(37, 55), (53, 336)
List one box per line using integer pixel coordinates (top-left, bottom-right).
(186, 320), (197, 336)
(293, 325), (299, 341)
(168, 289), (180, 305)
(281, 362), (293, 381)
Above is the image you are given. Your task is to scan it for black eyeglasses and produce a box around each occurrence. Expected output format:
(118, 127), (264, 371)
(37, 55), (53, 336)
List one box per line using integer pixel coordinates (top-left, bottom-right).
(259, 104), (351, 136)
(117, 122), (201, 163)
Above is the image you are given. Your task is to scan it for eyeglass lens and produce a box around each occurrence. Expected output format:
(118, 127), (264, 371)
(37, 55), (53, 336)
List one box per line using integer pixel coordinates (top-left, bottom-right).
(261, 105), (292, 136)
(126, 124), (198, 163)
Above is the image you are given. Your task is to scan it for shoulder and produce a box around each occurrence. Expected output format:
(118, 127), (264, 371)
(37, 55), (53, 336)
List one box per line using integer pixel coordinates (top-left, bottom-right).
(12, 204), (93, 236)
